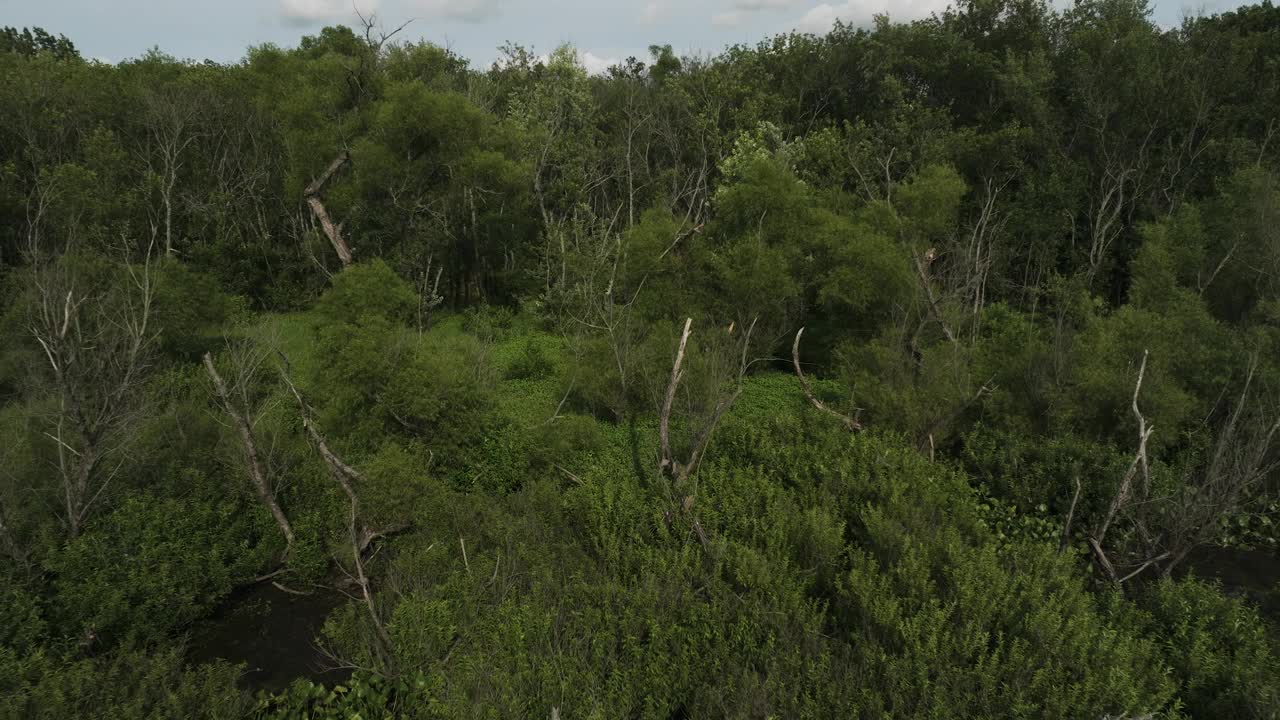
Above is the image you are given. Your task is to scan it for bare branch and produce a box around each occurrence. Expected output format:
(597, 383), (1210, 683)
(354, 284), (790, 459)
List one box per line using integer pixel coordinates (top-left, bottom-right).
(279, 362), (396, 671)
(1060, 474), (1082, 553)
(791, 327), (861, 432)
(203, 350), (295, 549)
(913, 250), (958, 344)
(658, 318), (693, 479)
(1094, 350), (1152, 551)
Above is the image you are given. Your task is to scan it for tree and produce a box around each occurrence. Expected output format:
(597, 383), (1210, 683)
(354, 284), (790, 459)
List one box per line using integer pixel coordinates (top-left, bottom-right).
(0, 27), (79, 61)
(27, 249), (156, 538)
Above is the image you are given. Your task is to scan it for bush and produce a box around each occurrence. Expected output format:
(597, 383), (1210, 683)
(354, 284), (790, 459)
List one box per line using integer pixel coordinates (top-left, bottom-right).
(463, 304), (516, 342)
(151, 260), (242, 360)
(504, 337), (556, 380)
(1137, 577), (1280, 719)
(526, 413), (604, 469)
(0, 646), (249, 720)
(51, 493), (270, 646)
(251, 670), (437, 719)
(313, 260), (416, 327)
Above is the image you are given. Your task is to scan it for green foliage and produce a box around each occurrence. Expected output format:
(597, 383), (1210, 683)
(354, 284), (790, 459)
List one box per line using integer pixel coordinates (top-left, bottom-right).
(1137, 578), (1280, 719)
(0, 588), (46, 654)
(0, 26), (79, 60)
(503, 336), (556, 380)
(962, 424), (1131, 529)
(462, 304), (516, 343)
(51, 492), (270, 645)
(151, 260), (243, 359)
(313, 261), (416, 327)
(253, 670), (437, 720)
(525, 413), (605, 469)
(0, 646), (249, 720)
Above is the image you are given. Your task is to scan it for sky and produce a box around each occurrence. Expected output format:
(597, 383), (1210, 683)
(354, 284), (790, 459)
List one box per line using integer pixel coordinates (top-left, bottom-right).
(0, 0), (1255, 71)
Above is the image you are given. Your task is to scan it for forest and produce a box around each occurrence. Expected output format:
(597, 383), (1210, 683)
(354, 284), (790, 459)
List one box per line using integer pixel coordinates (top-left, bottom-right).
(2, 0), (1280, 717)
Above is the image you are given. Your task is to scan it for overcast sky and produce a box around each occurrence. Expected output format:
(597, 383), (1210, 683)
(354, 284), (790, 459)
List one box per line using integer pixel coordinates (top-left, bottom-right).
(0, 0), (1253, 71)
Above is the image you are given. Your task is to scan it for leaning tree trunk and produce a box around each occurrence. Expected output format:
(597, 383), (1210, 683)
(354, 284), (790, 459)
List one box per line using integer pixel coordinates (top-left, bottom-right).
(304, 151), (353, 267)
(202, 352), (295, 549)
(280, 368), (396, 671)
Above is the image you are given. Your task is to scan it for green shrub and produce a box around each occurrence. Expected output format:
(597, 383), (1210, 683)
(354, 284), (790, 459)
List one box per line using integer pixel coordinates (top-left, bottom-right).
(313, 260), (416, 327)
(463, 304), (516, 342)
(51, 493), (270, 645)
(0, 646), (249, 720)
(1138, 577), (1280, 719)
(504, 337), (556, 380)
(526, 413), (604, 469)
(151, 260), (242, 360)
(252, 670), (437, 719)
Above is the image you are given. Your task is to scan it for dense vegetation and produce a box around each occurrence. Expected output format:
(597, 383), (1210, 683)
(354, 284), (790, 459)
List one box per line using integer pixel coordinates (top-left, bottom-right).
(3, 1), (1280, 717)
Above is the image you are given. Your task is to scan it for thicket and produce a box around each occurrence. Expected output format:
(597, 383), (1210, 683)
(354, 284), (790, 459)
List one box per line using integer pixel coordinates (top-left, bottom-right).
(3, 1), (1280, 717)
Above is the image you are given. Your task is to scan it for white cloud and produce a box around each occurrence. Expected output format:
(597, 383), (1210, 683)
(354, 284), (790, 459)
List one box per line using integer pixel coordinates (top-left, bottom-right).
(411, 0), (502, 23)
(530, 49), (619, 76)
(279, 0), (378, 23)
(580, 51), (619, 75)
(792, 0), (949, 34)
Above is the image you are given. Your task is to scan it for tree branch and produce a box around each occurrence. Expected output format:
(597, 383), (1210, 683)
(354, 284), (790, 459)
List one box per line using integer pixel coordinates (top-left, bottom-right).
(791, 327), (861, 432)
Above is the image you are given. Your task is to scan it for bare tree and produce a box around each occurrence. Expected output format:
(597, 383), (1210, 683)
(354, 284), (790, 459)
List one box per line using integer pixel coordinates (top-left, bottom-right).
(1089, 350), (1157, 585)
(1088, 351), (1280, 586)
(29, 245), (157, 538)
(140, 82), (203, 255)
(1156, 358), (1280, 576)
(658, 317), (756, 548)
(959, 176), (1011, 324)
(202, 344), (295, 550)
(912, 248), (959, 346)
(416, 254), (444, 334)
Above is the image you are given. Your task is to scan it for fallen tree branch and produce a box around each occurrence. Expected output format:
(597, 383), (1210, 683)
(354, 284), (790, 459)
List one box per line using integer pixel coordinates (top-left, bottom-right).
(279, 365), (395, 671)
(792, 327), (862, 432)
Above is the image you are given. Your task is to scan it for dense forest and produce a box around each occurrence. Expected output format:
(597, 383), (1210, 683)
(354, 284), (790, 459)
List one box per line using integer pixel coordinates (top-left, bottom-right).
(2, 1), (1280, 717)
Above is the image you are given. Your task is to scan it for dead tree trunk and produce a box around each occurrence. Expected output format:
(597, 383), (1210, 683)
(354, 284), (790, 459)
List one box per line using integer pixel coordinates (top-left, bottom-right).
(417, 255), (444, 334)
(913, 249), (958, 345)
(658, 317), (756, 549)
(658, 319), (695, 485)
(305, 151), (353, 267)
(280, 368), (396, 671)
(202, 352), (295, 550)
(1089, 350), (1154, 587)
